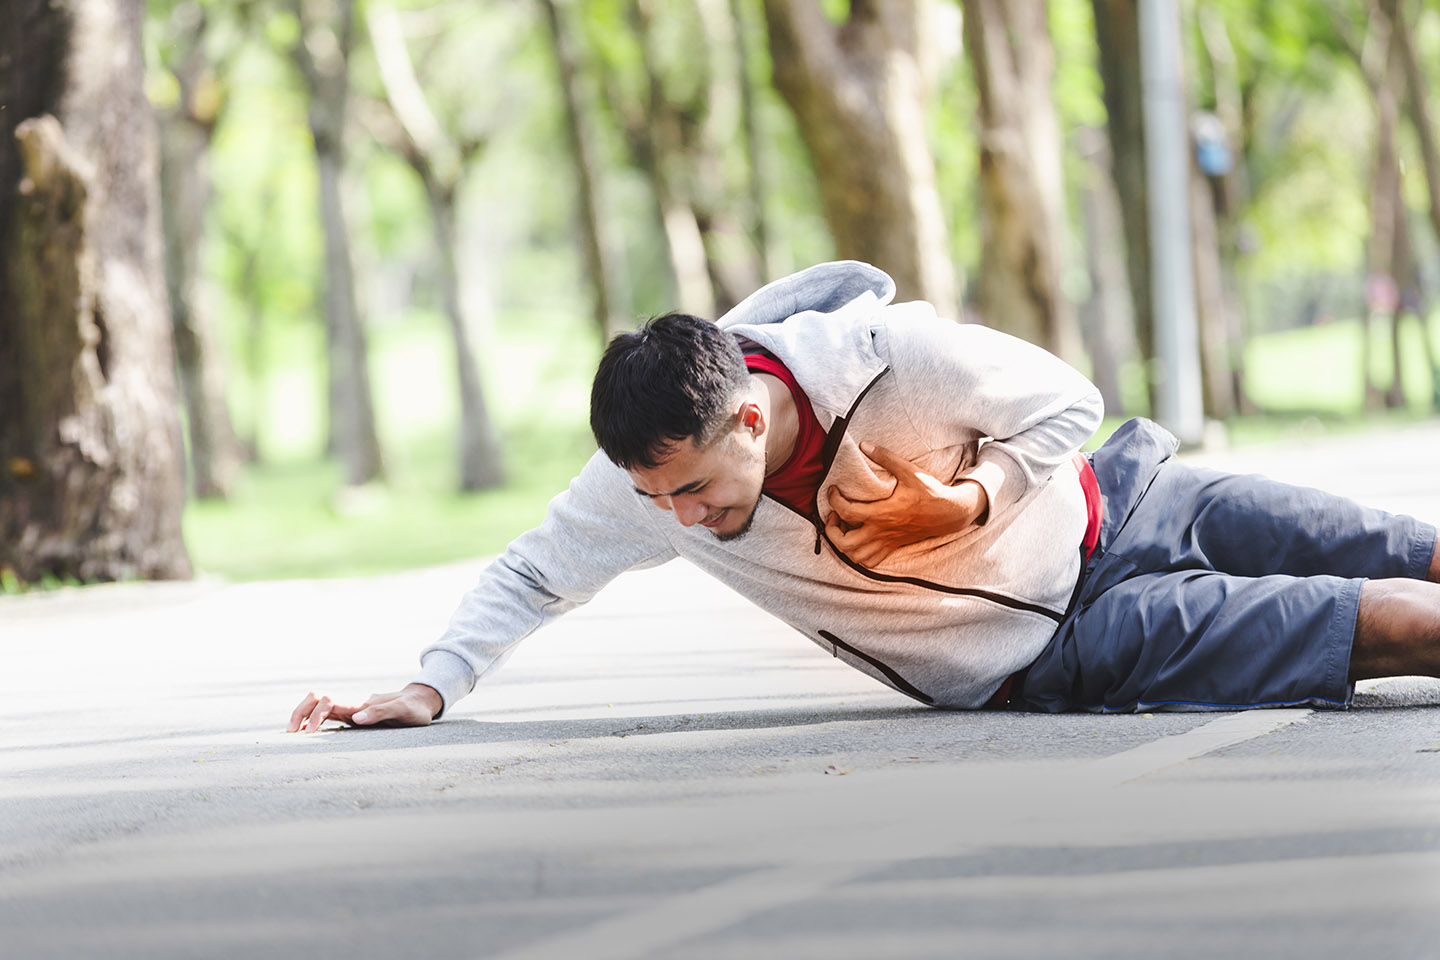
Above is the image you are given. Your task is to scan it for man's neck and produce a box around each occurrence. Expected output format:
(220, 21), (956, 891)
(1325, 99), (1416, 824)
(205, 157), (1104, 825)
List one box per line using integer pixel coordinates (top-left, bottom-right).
(754, 373), (799, 476)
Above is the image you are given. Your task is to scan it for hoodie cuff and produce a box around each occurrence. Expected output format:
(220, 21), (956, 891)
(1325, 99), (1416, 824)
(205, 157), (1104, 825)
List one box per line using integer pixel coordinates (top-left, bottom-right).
(960, 459), (1010, 524)
(411, 650), (476, 720)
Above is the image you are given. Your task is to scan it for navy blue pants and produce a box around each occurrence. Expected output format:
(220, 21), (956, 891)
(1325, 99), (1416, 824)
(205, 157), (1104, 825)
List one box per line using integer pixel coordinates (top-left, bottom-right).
(1016, 419), (1437, 713)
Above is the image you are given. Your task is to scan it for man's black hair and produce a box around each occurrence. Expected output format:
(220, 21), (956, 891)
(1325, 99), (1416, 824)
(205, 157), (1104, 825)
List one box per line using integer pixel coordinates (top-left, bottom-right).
(590, 312), (751, 470)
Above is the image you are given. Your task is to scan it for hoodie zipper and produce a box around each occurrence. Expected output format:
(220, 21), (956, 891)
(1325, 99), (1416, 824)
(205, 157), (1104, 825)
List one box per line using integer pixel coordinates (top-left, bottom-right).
(819, 629), (934, 704)
(811, 368), (888, 553)
(805, 368), (1066, 624)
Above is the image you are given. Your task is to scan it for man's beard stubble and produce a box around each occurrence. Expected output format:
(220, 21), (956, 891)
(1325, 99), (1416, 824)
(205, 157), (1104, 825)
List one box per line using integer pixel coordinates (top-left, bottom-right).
(712, 500), (761, 542)
(711, 435), (765, 543)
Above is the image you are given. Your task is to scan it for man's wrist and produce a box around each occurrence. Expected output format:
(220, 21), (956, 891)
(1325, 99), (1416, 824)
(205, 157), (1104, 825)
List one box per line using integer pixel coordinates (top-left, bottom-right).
(404, 683), (444, 719)
(957, 479), (990, 526)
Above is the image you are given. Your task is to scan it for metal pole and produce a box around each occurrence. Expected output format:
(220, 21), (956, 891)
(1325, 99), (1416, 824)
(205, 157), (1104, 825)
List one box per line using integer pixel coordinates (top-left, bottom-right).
(1139, 0), (1205, 446)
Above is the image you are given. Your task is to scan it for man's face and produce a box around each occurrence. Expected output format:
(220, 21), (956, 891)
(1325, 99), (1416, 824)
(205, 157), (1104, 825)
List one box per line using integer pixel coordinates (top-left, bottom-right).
(628, 426), (767, 542)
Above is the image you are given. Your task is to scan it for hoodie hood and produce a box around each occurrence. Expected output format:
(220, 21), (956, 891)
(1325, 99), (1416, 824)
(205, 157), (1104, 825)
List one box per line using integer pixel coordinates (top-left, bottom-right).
(717, 261), (899, 419)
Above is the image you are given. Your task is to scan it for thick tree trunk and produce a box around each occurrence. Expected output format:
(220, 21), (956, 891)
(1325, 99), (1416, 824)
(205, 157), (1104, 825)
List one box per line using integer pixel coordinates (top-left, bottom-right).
(538, 0), (628, 340)
(0, 0), (191, 583)
(1090, 0), (1155, 409)
(961, 0), (1080, 359)
(157, 24), (242, 500)
(762, 0), (958, 316)
(292, 0), (384, 485)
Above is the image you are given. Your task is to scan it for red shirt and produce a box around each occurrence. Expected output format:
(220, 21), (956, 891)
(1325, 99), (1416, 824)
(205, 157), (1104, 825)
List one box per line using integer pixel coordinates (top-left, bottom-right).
(744, 352), (826, 516)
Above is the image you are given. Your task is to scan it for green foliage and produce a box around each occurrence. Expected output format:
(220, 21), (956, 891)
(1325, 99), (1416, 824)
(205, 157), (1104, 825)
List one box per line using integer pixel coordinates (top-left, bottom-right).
(1051, 0), (1107, 130)
(1240, 72), (1373, 284)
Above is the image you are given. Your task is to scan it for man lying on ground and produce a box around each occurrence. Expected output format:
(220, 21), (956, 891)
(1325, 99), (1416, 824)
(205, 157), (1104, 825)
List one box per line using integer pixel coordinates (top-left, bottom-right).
(289, 261), (1440, 731)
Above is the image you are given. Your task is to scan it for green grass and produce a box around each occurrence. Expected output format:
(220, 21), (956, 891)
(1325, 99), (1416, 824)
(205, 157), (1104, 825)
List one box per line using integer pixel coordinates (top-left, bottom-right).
(1080, 313), (1440, 452)
(185, 300), (603, 581)
(1242, 314), (1440, 415)
(184, 309), (1440, 582)
(182, 425), (594, 580)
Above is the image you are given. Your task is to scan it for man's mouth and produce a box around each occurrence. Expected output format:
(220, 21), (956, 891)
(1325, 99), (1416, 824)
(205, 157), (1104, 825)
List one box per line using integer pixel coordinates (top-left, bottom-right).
(701, 510), (727, 528)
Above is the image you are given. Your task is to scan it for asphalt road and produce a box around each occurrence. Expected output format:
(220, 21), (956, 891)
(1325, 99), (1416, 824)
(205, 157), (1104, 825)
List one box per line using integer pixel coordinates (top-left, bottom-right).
(3, 421), (1440, 959)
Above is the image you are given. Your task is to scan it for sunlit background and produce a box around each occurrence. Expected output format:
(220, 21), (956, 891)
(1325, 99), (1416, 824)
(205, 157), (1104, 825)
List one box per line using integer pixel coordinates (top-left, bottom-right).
(5, 0), (1439, 585)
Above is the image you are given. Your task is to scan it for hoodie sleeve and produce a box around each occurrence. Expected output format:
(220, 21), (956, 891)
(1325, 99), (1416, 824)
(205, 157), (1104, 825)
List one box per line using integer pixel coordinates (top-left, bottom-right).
(883, 305), (1104, 522)
(412, 451), (677, 717)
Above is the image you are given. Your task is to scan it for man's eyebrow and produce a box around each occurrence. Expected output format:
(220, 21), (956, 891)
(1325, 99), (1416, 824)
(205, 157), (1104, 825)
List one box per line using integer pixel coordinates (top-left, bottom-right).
(633, 479), (707, 499)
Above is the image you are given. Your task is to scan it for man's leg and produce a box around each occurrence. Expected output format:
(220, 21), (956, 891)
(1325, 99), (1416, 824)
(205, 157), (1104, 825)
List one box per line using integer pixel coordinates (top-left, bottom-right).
(1350, 578), (1440, 681)
(1111, 462), (1436, 583)
(1174, 473), (1440, 682)
(1018, 570), (1360, 712)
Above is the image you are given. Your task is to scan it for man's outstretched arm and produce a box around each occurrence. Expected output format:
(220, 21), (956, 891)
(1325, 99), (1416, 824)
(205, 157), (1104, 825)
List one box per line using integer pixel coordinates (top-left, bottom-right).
(286, 683), (443, 733)
(286, 452), (679, 730)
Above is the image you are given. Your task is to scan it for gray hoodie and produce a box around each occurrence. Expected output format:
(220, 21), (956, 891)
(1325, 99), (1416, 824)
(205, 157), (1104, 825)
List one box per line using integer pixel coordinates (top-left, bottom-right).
(414, 262), (1104, 713)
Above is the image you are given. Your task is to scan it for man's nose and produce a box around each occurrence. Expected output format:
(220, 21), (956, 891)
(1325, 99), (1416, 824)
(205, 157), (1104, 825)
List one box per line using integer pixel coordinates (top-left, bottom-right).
(670, 496), (708, 526)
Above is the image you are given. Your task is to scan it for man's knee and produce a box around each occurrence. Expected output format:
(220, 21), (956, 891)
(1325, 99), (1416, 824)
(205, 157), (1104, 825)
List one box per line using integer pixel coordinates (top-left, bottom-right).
(1350, 579), (1440, 681)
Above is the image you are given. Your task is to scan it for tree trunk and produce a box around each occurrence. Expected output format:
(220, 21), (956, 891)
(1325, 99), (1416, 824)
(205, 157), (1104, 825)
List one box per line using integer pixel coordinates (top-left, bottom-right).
(291, 0), (384, 486)
(591, 0), (761, 317)
(762, 0), (959, 316)
(426, 185), (505, 490)
(1389, 164), (1440, 408)
(730, 0), (773, 281)
(1350, 7), (1404, 409)
(157, 17), (242, 500)
(687, 0), (764, 313)
(366, 1), (506, 491)
(538, 0), (628, 341)
(1190, 152), (1234, 419)
(625, 0), (719, 317)
(1075, 126), (1135, 417)
(1195, 6), (1253, 415)
(1090, 0), (1155, 410)
(0, 0), (191, 584)
(1383, 0), (1440, 407)
(1382, 0), (1440, 248)
(643, 0), (759, 314)
(961, 0), (1081, 359)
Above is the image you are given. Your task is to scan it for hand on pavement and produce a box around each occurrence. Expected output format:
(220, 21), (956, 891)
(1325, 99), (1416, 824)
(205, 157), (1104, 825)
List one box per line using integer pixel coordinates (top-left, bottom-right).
(824, 442), (988, 568)
(286, 683), (442, 733)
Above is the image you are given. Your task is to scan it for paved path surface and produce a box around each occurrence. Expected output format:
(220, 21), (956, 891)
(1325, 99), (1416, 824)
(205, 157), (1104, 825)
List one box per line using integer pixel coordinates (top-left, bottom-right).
(3, 423), (1440, 959)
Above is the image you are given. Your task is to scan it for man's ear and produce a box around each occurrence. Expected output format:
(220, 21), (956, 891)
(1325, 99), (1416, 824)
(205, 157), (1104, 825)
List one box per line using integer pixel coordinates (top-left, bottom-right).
(739, 402), (764, 437)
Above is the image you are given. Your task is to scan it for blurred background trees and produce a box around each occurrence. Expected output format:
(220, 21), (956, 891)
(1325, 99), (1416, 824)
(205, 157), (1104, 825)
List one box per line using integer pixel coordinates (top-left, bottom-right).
(2, 0), (1439, 585)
